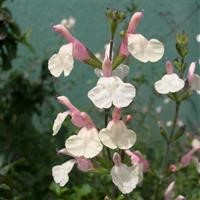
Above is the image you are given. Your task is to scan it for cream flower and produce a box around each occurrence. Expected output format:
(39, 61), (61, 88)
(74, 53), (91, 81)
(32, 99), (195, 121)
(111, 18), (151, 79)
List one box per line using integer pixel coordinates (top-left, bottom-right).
(52, 159), (76, 187)
(88, 76), (136, 109)
(154, 73), (185, 94)
(191, 74), (200, 93)
(128, 34), (164, 63)
(52, 111), (70, 136)
(99, 120), (136, 149)
(65, 127), (103, 158)
(95, 64), (130, 80)
(111, 153), (139, 194)
(48, 43), (74, 77)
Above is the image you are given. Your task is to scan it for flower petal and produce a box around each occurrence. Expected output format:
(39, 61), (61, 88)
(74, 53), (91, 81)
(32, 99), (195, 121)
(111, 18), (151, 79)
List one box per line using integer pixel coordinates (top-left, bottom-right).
(127, 34), (164, 62)
(191, 74), (200, 92)
(88, 77), (115, 109)
(48, 43), (74, 77)
(128, 34), (149, 62)
(65, 127), (103, 158)
(52, 159), (75, 187)
(78, 127), (103, 158)
(88, 76), (135, 109)
(111, 164), (139, 194)
(53, 111), (70, 136)
(146, 39), (164, 62)
(154, 74), (185, 94)
(112, 64), (130, 79)
(99, 120), (137, 149)
(113, 81), (136, 108)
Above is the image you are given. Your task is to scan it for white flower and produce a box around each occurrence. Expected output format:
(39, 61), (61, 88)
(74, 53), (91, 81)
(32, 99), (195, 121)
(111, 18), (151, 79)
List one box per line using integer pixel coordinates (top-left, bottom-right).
(99, 120), (136, 149)
(65, 127), (103, 158)
(111, 163), (139, 194)
(154, 73), (185, 94)
(52, 111), (70, 136)
(52, 159), (76, 187)
(128, 34), (164, 63)
(191, 74), (200, 93)
(164, 181), (175, 200)
(88, 76), (136, 109)
(48, 43), (74, 77)
(95, 64), (130, 80)
(191, 138), (200, 149)
(175, 195), (186, 200)
(132, 164), (144, 184)
(196, 34), (200, 43)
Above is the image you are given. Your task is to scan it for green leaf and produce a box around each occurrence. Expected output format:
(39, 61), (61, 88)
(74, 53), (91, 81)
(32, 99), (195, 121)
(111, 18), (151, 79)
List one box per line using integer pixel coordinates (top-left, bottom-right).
(173, 125), (186, 141)
(160, 126), (169, 143)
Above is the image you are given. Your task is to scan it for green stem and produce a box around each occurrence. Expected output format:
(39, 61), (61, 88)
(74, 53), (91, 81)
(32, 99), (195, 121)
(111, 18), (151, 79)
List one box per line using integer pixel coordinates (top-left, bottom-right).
(154, 103), (180, 200)
(105, 108), (112, 163)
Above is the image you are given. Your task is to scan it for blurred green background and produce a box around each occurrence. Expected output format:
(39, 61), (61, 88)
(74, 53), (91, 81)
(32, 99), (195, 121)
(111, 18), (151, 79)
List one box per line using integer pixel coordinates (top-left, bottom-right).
(0, 0), (200, 199)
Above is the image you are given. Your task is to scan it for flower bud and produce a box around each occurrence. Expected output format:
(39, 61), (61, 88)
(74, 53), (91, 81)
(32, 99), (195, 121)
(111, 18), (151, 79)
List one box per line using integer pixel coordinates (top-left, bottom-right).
(127, 11), (144, 34)
(75, 157), (94, 172)
(165, 60), (173, 74)
(113, 152), (121, 166)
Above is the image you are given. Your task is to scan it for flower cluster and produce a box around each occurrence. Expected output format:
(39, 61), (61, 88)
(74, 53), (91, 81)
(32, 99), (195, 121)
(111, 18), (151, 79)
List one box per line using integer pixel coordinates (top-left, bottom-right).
(49, 11), (164, 194)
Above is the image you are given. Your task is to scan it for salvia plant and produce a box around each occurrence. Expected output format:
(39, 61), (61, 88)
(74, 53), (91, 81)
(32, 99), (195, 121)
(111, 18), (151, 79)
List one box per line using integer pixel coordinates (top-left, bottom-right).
(48, 9), (200, 200)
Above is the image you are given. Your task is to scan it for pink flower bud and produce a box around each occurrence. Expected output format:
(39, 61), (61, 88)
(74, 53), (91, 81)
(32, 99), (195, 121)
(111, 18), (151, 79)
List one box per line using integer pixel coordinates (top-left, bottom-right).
(125, 150), (149, 172)
(127, 11), (144, 34)
(119, 36), (129, 57)
(187, 62), (196, 85)
(112, 107), (121, 122)
(102, 56), (112, 77)
(165, 60), (173, 74)
(113, 152), (122, 166)
(80, 112), (94, 128)
(57, 96), (94, 128)
(75, 156), (93, 172)
(57, 96), (79, 113)
(124, 114), (133, 124)
(169, 164), (177, 172)
(53, 24), (89, 61)
(180, 148), (197, 167)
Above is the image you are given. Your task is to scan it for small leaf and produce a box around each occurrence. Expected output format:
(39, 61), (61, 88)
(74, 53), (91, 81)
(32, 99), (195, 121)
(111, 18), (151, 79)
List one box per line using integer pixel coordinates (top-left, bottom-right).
(160, 126), (169, 143)
(173, 125), (186, 141)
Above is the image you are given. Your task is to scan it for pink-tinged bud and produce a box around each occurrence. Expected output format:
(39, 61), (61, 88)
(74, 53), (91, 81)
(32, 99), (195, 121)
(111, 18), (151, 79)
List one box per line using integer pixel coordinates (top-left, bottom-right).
(127, 11), (144, 34)
(75, 156), (94, 172)
(187, 62), (196, 85)
(72, 40), (90, 61)
(112, 107), (121, 122)
(71, 112), (86, 128)
(124, 114), (133, 124)
(53, 24), (74, 43)
(53, 24), (90, 61)
(80, 112), (94, 128)
(57, 96), (93, 128)
(119, 36), (129, 57)
(165, 60), (173, 74)
(113, 152), (121, 166)
(125, 150), (149, 172)
(57, 96), (79, 113)
(180, 148), (197, 167)
(102, 56), (112, 77)
(169, 164), (177, 172)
